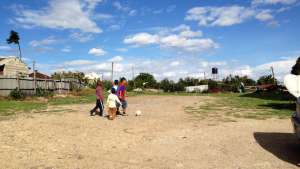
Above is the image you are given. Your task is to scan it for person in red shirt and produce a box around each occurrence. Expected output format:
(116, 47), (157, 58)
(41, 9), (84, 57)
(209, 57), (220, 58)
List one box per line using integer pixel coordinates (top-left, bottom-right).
(117, 77), (128, 116)
(90, 80), (104, 116)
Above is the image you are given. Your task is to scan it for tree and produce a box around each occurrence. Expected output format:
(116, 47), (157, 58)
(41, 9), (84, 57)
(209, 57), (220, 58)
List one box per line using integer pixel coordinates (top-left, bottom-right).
(257, 75), (276, 85)
(222, 75), (256, 92)
(134, 73), (157, 88)
(291, 57), (300, 75)
(7, 30), (22, 60)
(51, 71), (88, 84)
(159, 78), (172, 92)
(240, 76), (256, 86)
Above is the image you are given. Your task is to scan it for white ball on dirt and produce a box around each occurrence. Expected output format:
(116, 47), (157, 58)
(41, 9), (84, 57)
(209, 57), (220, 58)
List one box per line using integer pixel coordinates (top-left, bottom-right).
(135, 110), (142, 116)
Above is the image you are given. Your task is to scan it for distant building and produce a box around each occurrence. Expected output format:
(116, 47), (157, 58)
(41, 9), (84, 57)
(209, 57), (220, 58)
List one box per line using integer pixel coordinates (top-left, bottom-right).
(0, 57), (29, 77)
(29, 71), (51, 79)
(185, 85), (208, 93)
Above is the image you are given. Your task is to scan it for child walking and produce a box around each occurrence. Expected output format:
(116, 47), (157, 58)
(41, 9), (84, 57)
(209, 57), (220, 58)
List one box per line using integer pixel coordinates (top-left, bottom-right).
(90, 80), (104, 116)
(106, 88), (122, 120)
(112, 79), (121, 115)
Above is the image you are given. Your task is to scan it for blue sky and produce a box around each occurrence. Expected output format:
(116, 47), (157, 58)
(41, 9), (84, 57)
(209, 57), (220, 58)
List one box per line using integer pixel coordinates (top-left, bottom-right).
(0, 0), (299, 81)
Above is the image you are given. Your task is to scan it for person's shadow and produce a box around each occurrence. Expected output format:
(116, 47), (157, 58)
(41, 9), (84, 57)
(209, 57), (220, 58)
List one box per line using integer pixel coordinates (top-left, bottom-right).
(254, 132), (300, 167)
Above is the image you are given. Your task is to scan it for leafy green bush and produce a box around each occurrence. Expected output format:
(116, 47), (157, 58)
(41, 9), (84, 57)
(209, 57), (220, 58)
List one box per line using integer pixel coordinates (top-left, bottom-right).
(9, 88), (25, 100)
(134, 73), (157, 89)
(208, 80), (219, 90)
(35, 87), (53, 97)
(222, 75), (255, 92)
(257, 75), (276, 85)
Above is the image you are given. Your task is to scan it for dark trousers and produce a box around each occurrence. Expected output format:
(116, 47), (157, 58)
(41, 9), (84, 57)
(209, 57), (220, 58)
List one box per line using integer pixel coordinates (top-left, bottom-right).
(91, 99), (104, 116)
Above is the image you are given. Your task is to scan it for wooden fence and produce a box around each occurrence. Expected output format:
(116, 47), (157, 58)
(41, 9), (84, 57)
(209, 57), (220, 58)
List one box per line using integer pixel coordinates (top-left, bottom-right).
(0, 77), (83, 96)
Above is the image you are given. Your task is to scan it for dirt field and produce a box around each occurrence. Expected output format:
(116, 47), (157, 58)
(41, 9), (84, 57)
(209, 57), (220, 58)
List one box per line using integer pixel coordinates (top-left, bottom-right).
(0, 95), (299, 169)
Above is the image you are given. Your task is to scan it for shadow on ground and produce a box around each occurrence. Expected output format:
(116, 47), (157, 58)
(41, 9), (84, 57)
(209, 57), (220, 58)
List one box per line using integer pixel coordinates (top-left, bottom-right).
(240, 91), (295, 101)
(254, 132), (300, 167)
(258, 103), (296, 111)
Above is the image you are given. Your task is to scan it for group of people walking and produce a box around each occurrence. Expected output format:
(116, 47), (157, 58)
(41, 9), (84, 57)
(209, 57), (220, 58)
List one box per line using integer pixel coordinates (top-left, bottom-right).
(90, 77), (128, 120)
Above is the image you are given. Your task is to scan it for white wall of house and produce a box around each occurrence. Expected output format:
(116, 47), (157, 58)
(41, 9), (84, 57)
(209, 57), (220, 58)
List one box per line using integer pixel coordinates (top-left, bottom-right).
(185, 85), (208, 93)
(0, 57), (29, 77)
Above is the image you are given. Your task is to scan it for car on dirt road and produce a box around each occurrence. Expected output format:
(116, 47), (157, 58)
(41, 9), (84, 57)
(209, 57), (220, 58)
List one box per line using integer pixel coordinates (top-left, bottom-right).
(292, 99), (300, 139)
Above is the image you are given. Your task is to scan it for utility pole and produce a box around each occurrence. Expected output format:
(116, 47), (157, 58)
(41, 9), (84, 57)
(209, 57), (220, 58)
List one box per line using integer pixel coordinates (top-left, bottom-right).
(132, 66), (136, 88)
(33, 61), (36, 95)
(111, 62), (114, 82)
(132, 66), (134, 80)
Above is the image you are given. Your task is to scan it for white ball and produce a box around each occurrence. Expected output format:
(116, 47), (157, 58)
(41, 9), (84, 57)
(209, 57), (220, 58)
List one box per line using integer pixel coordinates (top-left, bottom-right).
(135, 110), (142, 116)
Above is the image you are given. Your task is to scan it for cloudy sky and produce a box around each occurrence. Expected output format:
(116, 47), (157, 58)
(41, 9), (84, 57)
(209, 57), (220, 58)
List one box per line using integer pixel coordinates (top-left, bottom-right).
(0, 0), (299, 81)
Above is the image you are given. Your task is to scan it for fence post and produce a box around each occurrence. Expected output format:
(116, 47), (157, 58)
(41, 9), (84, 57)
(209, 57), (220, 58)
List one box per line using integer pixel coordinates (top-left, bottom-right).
(33, 61), (36, 95)
(17, 73), (20, 90)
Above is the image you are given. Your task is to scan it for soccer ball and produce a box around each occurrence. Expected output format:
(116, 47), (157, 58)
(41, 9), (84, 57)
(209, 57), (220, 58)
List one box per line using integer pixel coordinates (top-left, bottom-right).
(135, 110), (142, 116)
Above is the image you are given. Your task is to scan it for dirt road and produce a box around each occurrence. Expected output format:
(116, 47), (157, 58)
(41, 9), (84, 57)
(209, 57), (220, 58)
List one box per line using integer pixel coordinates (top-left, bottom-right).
(0, 96), (299, 169)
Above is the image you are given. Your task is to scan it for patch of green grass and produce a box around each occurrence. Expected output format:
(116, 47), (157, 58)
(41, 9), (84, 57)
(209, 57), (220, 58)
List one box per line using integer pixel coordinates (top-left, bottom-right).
(0, 88), (103, 117)
(185, 92), (295, 120)
(0, 100), (47, 116)
(129, 91), (208, 96)
(48, 94), (96, 105)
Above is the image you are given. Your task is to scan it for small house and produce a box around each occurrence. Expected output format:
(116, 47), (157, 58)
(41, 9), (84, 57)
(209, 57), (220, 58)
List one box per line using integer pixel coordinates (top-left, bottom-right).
(0, 56), (29, 77)
(29, 70), (51, 79)
(185, 85), (208, 93)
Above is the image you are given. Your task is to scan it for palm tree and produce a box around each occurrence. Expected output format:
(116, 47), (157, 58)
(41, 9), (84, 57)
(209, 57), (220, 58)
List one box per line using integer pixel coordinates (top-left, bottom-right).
(6, 30), (22, 60)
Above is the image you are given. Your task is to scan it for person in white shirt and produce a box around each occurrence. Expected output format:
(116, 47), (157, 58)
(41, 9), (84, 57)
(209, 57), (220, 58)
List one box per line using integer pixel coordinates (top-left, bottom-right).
(106, 87), (122, 120)
(113, 79), (119, 92)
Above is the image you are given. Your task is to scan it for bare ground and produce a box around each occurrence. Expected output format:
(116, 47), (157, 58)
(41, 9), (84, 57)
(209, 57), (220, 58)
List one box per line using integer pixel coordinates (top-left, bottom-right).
(0, 95), (299, 169)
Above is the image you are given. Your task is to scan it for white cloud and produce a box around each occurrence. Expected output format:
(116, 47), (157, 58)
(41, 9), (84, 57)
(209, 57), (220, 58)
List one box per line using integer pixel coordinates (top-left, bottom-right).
(70, 32), (94, 42)
(124, 33), (159, 45)
(64, 59), (95, 66)
(179, 30), (202, 38)
(14, 0), (102, 33)
(113, 1), (126, 11)
(88, 47), (107, 56)
(277, 6), (291, 12)
(185, 6), (278, 27)
(29, 36), (58, 47)
(83, 0), (103, 11)
(170, 61), (180, 66)
(185, 6), (256, 27)
(160, 35), (218, 52)
(124, 25), (217, 52)
(201, 61), (227, 68)
(108, 24), (121, 31)
(255, 10), (274, 21)
(163, 71), (176, 77)
(252, 0), (298, 6)
(172, 24), (203, 38)
(93, 13), (114, 20)
(129, 10), (137, 16)
(0, 46), (12, 50)
(216, 57), (297, 81)
(61, 46), (71, 53)
(112, 1), (137, 16)
(251, 57), (297, 80)
(41, 56), (298, 82)
(109, 56), (123, 62)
